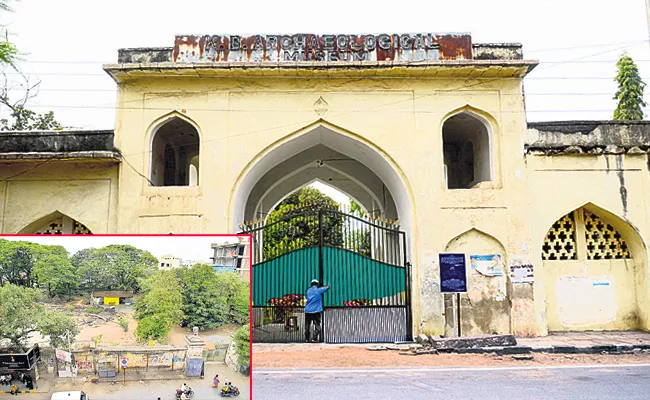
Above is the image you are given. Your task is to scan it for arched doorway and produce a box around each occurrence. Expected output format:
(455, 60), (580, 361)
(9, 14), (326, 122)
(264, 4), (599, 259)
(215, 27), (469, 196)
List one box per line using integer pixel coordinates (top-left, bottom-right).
(233, 121), (414, 343)
(541, 203), (647, 331)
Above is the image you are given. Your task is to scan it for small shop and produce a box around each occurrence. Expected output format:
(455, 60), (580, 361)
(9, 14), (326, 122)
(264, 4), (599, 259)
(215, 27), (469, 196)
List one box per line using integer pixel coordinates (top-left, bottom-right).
(91, 291), (134, 306)
(0, 345), (40, 390)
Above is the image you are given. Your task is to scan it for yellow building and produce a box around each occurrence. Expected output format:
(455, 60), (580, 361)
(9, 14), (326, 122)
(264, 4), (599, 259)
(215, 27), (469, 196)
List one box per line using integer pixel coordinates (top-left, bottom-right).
(1, 33), (648, 339)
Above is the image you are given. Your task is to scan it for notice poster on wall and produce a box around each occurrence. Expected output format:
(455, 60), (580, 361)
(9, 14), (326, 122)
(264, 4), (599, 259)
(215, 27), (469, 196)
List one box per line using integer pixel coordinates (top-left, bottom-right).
(439, 253), (467, 293)
(510, 262), (534, 284)
(470, 254), (505, 276)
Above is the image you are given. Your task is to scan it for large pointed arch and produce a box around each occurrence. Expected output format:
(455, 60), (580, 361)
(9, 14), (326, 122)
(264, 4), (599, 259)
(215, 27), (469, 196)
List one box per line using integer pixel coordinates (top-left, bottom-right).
(229, 119), (416, 239)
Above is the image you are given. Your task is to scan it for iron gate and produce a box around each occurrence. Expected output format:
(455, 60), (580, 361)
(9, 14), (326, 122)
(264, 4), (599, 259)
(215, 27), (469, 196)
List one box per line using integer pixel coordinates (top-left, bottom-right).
(241, 203), (412, 343)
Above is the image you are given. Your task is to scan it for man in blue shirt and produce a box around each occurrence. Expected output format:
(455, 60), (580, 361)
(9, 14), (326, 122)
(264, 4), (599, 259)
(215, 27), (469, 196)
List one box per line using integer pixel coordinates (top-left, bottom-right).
(304, 279), (330, 343)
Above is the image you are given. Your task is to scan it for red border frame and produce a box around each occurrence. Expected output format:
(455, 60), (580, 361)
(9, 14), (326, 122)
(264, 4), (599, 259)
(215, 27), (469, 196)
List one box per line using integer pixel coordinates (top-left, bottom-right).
(0, 233), (254, 399)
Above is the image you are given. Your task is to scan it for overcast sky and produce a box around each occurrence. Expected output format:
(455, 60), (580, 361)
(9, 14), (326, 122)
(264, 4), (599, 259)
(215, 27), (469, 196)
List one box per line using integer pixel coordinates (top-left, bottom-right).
(1, 0), (648, 130)
(0, 235), (245, 262)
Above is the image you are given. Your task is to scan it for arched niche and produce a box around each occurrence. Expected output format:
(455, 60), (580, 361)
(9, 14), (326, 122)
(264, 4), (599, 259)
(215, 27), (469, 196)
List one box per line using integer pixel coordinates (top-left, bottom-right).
(149, 114), (200, 187)
(443, 228), (510, 337)
(442, 109), (494, 189)
(541, 203), (647, 331)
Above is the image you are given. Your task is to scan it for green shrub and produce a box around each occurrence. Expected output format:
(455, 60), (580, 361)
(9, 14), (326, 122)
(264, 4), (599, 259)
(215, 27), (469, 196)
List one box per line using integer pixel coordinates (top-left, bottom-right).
(85, 305), (102, 314)
(135, 316), (169, 341)
(233, 324), (250, 365)
(119, 317), (129, 332)
(66, 305), (75, 313)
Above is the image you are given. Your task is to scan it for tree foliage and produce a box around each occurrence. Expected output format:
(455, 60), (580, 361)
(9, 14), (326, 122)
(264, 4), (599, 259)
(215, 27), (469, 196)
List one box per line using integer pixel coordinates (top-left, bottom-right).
(0, 283), (43, 351)
(34, 253), (78, 297)
(214, 271), (250, 325)
(0, 283), (78, 352)
(613, 53), (647, 120)
(38, 310), (79, 350)
(0, 105), (62, 131)
(233, 324), (250, 365)
(71, 245), (158, 293)
(134, 270), (183, 341)
(0, 240), (66, 287)
(263, 187), (344, 259)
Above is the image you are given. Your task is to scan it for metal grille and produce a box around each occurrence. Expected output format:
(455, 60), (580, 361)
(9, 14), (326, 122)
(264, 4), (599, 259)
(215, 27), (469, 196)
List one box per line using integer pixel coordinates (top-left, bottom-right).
(243, 204), (411, 343)
(584, 211), (631, 260)
(324, 307), (408, 343)
(542, 212), (577, 260)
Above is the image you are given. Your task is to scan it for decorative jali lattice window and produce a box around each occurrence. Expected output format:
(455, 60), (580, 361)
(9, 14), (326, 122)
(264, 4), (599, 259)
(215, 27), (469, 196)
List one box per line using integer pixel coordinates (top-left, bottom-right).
(36, 219), (64, 234)
(35, 217), (92, 234)
(542, 212), (577, 260)
(72, 220), (92, 234)
(584, 211), (631, 260)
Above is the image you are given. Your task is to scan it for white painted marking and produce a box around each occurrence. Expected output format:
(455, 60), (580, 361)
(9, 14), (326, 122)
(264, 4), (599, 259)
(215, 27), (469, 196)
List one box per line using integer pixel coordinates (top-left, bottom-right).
(254, 363), (650, 375)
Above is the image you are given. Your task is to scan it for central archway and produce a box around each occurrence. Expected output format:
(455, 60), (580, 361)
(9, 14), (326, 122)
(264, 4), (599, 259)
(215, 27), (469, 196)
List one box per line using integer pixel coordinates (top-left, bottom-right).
(231, 120), (416, 343)
(230, 120), (414, 241)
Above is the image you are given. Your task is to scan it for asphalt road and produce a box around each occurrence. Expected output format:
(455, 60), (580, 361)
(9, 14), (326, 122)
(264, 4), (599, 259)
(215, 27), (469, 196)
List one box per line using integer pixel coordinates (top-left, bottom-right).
(253, 363), (650, 399)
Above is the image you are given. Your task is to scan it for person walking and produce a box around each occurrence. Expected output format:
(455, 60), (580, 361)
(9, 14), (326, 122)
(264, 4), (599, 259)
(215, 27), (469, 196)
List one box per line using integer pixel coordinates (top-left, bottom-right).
(304, 279), (330, 343)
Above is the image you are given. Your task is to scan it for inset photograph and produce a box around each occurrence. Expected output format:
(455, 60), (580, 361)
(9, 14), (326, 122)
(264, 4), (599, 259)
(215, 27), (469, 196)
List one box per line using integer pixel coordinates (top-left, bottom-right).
(0, 235), (250, 399)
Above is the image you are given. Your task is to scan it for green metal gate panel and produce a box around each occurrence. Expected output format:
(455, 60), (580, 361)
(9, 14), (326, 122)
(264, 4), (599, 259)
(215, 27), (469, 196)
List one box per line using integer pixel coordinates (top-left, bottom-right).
(322, 246), (406, 307)
(252, 247), (319, 306)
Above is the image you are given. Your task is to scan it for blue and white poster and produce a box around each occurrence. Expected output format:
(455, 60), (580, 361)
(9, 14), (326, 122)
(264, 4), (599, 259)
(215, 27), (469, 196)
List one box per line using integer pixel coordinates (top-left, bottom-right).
(439, 253), (468, 293)
(470, 254), (505, 276)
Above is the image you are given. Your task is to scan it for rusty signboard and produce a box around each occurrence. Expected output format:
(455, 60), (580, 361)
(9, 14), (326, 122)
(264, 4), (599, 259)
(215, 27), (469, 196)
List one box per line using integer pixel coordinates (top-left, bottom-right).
(172, 33), (472, 63)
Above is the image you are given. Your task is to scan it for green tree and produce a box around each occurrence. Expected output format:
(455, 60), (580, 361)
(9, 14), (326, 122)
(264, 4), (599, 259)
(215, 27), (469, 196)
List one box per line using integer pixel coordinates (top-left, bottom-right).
(349, 198), (367, 218)
(38, 310), (79, 350)
(613, 53), (647, 120)
(179, 264), (229, 329)
(34, 253), (79, 297)
(0, 106), (62, 131)
(0, 282), (79, 351)
(233, 324), (250, 365)
(214, 272), (250, 325)
(0, 283), (43, 351)
(134, 270), (183, 341)
(72, 245), (158, 293)
(262, 187), (344, 260)
(0, 240), (63, 286)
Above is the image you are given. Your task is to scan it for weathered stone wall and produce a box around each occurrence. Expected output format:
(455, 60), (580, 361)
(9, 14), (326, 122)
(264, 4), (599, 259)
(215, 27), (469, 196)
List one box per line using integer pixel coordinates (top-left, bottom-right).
(0, 130), (116, 153)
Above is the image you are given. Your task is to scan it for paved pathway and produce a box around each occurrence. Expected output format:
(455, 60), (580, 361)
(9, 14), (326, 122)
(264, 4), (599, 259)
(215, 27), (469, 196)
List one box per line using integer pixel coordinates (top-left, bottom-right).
(254, 363), (650, 399)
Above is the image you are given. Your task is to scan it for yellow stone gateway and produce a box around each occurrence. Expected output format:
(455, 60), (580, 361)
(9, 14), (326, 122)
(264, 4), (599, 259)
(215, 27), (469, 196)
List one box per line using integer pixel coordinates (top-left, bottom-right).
(1, 33), (649, 340)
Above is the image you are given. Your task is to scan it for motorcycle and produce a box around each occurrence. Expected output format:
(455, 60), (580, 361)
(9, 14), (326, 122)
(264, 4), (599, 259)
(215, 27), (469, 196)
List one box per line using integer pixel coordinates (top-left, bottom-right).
(220, 382), (240, 397)
(175, 386), (195, 399)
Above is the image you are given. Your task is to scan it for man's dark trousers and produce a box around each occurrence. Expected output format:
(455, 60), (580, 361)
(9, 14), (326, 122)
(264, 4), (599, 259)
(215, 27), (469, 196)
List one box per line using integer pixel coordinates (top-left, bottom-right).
(305, 312), (322, 342)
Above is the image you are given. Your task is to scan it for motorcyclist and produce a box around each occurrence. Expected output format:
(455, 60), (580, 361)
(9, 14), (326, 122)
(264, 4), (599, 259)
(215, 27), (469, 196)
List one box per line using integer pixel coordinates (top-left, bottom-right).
(222, 380), (231, 392)
(180, 392), (189, 400)
(180, 383), (189, 393)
